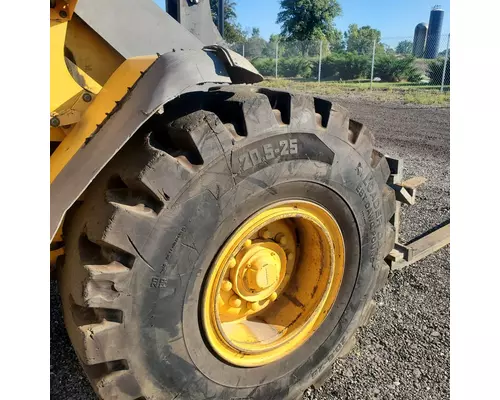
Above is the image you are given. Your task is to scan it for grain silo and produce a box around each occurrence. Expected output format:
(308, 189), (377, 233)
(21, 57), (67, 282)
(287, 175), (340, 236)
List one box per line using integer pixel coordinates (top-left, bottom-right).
(412, 23), (428, 58)
(424, 6), (444, 59)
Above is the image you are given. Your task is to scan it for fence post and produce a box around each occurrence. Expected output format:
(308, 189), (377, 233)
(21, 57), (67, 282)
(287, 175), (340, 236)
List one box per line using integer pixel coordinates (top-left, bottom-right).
(440, 34), (450, 92)
(318, 40), (323, 83)
(275, 41), (279, 79)
(370, 38), (376, 90)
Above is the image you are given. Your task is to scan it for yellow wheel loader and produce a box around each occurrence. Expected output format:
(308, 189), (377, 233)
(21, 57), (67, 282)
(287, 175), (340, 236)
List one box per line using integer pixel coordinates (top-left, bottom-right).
(50, 1), (449, 398)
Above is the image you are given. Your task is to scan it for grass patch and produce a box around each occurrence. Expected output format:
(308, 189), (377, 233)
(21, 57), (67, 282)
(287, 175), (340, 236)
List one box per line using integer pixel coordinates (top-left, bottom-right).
(257, 78), (450, 106)
(403, 92), (450, 105)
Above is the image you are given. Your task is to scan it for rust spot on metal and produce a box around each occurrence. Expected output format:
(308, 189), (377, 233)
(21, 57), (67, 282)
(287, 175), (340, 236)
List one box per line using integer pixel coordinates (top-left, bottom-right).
(283, 293), (305, 309)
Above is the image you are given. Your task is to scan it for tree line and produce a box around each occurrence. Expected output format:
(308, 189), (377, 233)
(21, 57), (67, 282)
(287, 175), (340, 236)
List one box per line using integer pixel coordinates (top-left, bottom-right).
(211, 0), (414, 56)
(210, 0), (450, 84)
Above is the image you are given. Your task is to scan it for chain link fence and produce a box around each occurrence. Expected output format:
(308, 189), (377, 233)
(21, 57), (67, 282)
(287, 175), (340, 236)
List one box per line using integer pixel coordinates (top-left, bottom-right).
(228, 34), (450, 93)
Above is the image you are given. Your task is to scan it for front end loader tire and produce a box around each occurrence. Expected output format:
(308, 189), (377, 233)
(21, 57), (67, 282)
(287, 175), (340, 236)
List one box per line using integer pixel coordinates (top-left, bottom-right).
(58, 86), (395, 400)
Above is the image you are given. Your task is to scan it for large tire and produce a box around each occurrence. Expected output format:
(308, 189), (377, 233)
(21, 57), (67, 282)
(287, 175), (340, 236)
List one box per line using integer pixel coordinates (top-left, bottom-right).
(58, 86), (396, 400)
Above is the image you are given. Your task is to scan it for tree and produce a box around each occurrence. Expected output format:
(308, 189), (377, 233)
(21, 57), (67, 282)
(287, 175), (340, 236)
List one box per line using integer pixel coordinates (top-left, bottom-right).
(374, 55), (420, 82)
(262, 34), (284, 57)
(382, 43), (395, 55)
(244, 28), (267, 59)
(396, 40), (413, 55)
(428, 56), (450, 85)
(344, 24), (381, 55)
(329, 28), (345, 53)
(277, 0), (343, 55)
(209, 0), (246, 43)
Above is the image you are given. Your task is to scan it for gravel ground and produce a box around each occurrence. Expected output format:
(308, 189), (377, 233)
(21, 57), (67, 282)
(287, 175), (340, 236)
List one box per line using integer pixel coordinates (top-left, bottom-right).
(50, 97), (450, 400)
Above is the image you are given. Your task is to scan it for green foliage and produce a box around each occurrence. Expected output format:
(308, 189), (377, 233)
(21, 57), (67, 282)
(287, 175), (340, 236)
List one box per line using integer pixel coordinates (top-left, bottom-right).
(262, 34), (283, 58)
(319, 52), (371, 80)
(428, 57), (450, 85)
(252, 58), (276, 77)
(381, 44), (395, 55)
(209, 0), (246, 43)
(374, 55), (419, 82)
(253, 57), (314, 79)
(244, 28), (267, 59)
(279, 57), (313, 78)
(344, 24), (381, 55)
(277, 0), (343, 55)
(396, 40), (413, 55)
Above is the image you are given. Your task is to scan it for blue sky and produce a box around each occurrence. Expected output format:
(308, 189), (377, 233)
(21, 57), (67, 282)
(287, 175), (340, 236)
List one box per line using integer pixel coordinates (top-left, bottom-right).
(153, 0), (450, 44)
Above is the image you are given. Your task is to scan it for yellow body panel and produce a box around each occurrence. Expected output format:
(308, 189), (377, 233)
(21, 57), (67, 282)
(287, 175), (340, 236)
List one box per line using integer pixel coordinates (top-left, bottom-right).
(50, 2), (103, 128)
(50, 56), (156, 183)
(50, 127), (67, 142)
(50, 20), (84, 114)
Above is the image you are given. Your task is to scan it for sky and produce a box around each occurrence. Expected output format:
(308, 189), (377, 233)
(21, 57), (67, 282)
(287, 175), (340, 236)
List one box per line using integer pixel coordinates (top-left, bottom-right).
(153, 1), (450, 46)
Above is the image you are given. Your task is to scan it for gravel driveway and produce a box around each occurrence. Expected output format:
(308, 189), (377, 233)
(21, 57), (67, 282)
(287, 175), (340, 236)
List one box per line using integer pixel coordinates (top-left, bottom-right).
(50, 97), (450, 400)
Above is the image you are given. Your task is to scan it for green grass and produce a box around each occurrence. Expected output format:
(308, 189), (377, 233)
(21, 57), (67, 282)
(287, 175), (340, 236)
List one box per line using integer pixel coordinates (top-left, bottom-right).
(257, 78), (450, 106)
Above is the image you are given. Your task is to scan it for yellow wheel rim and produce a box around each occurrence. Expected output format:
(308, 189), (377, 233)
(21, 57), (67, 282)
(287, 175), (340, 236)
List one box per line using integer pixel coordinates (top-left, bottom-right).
(202, 200), (345, 367)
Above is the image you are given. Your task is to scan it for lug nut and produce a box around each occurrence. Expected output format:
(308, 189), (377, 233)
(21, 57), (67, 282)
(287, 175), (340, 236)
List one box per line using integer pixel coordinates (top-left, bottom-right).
(229, 295), (242, 308)
(221, 280), (232, 292)
(270, 292), (278, 301)
(275, 233), (287, 246)
(250, 302), (260, 311)
(259, 228), (272, 239)
(244, 239), (252, 248)
(287, 252), (294, 261)
(228, 258), (237, 268)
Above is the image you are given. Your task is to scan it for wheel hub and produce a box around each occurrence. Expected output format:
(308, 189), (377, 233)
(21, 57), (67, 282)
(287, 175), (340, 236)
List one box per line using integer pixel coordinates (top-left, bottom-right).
(230, 241), (287, 305)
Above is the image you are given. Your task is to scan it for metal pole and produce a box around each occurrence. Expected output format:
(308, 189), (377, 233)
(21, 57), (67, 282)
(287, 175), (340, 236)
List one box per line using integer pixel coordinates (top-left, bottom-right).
(275, 41), (279, 79)
(218, 0), (224, 38)
(370, 38), (376, 90)
(242, 43), (245, 57)
(440, 34), (450, 92)
(318, 40), (323, 83)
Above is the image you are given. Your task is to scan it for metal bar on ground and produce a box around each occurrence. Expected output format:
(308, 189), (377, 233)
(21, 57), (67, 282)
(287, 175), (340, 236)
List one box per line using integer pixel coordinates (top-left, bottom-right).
(390, 223), (450, 270)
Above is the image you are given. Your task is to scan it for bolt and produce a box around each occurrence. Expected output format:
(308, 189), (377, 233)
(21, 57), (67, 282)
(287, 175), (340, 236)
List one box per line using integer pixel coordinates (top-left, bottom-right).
(287, 252), (294, 261)
(59, 10), (68, 18)
(50, 117), (60, 127)
(250, 302), (260, 311)
(221, 280), (232, 292)
(82, 92), (92, 102)
(244, 239), (252, 248)
(275, 233), (287, 246)
(228, 258), (237, 268)
(259, 228), (272, 239)
(229, 295), (242, 308)
(270, 292), (278, 301)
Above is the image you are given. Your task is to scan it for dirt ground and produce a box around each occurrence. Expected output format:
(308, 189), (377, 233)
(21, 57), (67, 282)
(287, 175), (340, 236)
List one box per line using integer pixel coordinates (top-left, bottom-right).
(50, 96), (450, 400)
